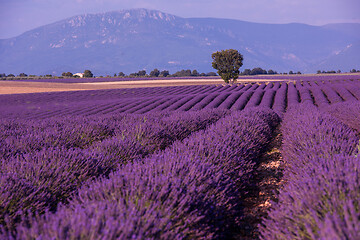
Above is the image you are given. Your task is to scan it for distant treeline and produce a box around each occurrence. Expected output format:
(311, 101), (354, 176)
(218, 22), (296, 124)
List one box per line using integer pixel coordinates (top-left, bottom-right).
(316, 69), (360, 74)
(120, 69), (218, 78)
(1, 68), (360, 80)
(0, 69), (218, 80)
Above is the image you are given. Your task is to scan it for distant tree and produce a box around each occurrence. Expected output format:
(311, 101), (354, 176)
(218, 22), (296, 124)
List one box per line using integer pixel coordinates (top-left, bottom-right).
(212, 49), (243, 83)
(18, 73), (28, 77)
(337, 70), (341, 73)
(250, 67), (267, 75)
(138, 70), (146, 76)
(289, 70), (294, 75)
(160, 70), (170, 77)
(0, 73), (5, 78)
(206, 72), (218, 76)
(7, 74), (15, 77)
(267, 69), (277, 75)
(114, 73), (117, 77)
(171, 69), (192, 77)
(62, 72), (73, 77)
(350, 69), (357, 73)
(149, 68), (160, 77)
(191, 70), (199, 76)
(118, 72), (125, 77)
(129, 73), (138, 78)
(84, 70), (93, 78)
(297, 71), (302, 74)
(317, 70), (322, 74)
(242, 69), (251, 75)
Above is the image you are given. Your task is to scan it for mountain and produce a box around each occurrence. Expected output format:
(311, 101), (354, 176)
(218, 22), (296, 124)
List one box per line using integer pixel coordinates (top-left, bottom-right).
(0, 8), (359, 75)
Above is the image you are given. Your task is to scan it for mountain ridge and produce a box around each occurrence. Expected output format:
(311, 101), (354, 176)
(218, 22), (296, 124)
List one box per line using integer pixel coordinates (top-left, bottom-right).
(1, 8), (359, 75)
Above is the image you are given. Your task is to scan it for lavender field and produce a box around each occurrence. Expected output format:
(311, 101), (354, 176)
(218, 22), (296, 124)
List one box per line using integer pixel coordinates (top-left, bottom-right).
(1, 76), (360, 239)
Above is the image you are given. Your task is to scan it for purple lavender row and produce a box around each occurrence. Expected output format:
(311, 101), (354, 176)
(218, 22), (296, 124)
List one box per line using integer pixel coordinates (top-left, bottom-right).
(2, 81), (360, 119)
(272, 82), (287, 116)
(259, 89), (276, 108)
(230, 90), (255, 110)
(258, 83), (267, 90)
(176, 94), (207, 111)
(123, 97), (165, 114)
(12, 108), (280, 239)
(260, 105), (360, 239)
(318, 82), (343, 104)
(330, 84), (358, 102)
(1, 84), (252, 118)
(263, 82), (274, 90)
(146, 96), (183, 113)
(322, 101), (360, 134)
(0, 110), (227, 231)
(287, 82), (299, 107)
(297, 87), (314, 105)
(217, 92), (243, 109)
(244, 89), (265, 109)
(163, 95), (197, 111)
(203, 92), (232, 110)
(132, 98), (171, 114)
(344, 84), (360, 100)
(190, 93), (220, 111)
(192, 85), (219, 94)
(309, 85), (330, 107)
(272, 82), (281, 90)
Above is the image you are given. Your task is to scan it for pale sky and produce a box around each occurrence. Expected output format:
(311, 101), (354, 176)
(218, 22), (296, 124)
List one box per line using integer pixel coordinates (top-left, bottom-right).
(1, 0), (360, 39)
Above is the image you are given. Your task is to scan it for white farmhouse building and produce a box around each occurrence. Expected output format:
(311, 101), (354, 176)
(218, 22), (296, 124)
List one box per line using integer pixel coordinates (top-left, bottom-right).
(73, 73), (84, 78)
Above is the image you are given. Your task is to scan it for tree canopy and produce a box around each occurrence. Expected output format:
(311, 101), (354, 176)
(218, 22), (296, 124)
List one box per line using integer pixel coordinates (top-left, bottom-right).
(84, 70), (93, 78)
(211, 49), (243, 83)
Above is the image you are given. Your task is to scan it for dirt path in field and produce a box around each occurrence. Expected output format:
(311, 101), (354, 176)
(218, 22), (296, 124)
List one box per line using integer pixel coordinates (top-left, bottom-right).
(235, 127), (284, 239)
(0, 78), (286, 95)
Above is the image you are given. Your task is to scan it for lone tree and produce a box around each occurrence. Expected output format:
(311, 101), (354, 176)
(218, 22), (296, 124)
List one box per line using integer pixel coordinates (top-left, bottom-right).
(84, 70), (93, 78)
(212, 49), (243, 83)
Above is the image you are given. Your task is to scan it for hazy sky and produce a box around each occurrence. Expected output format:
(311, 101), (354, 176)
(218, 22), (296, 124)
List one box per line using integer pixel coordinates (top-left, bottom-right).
(1, 0), (359, 39)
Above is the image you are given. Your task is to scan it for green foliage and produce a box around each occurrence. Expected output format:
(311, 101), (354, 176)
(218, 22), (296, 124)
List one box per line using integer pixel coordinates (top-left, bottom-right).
(138, 70), (146, 76)
(211, 49), (243, 83)
(83, 70), (93, 78)
(160, 70), (170, 77)
(242, 69), (251, 75)
(171, 69), (192, 77)
(191, 70), (199, 76)
(267, 69), (276, 75)
(62, 72), (73, 77)
(251, 67), (267, 75)
(149, 69), (160, 77)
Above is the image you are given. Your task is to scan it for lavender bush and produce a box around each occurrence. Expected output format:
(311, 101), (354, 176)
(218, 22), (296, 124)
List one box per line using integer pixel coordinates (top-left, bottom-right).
(260, 105), (360, 239)
(11, 108), (280, 239)
(0, 109), (227, 232)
